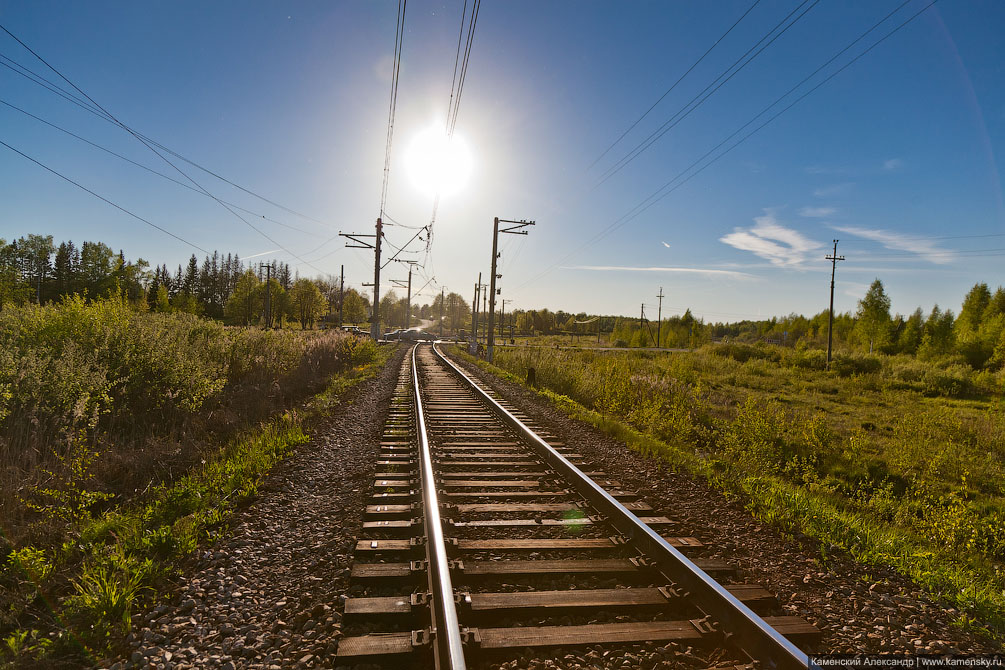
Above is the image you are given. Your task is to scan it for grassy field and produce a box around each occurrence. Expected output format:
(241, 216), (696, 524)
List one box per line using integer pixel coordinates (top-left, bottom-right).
(476, 342), (1005, 637)
(0, 296), (387, 666)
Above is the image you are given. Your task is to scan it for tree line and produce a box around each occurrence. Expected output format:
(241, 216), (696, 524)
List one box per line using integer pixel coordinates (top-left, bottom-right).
(4, 234), (1003, 367)
(0, 234), (374, 329)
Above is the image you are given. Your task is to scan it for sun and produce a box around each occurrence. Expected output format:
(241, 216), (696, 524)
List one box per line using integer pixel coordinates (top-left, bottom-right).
(403, 125), (473, 198)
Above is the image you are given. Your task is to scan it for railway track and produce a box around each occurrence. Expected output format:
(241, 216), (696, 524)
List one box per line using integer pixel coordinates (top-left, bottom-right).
(335, 343), (820, 668)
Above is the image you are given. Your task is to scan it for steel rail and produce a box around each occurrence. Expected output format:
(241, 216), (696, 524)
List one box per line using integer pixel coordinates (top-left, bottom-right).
(412, 344), (468, 670)
(431, 343), (809, 670)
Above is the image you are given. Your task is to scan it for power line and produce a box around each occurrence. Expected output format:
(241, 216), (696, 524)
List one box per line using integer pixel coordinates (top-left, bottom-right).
(596, 0), (820, 187)
(1, 24), (331, 275)
(0, 40), (336, 229)
(378, 0), (408, 219)
(516, 0), (937, 293)
(447, 0), (471, 133)
(448, 0), (482, 137)
(1, 138), (208, 253)
(426, 0), (482, 252)
(0, 97), (330, 239)
(588, 0), (762, 170)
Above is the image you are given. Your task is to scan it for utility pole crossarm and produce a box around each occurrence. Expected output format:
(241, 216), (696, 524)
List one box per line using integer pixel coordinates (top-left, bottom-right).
(487, 217), (536, 362)
(338, 232), (377, 249)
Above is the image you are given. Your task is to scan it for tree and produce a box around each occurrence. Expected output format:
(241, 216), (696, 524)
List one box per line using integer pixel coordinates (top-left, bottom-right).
(53, 240), (79, 297)
(341, 288), (368, 324)
(79, 240), (115, 297)
(918, 305), (955, 358)
(152, 284), (171, 312)
(380, 290), (401, 330)
(18, 234), (55, 303)
(291, 278), (325, 329)
(955, 282), (994, 367)
(225, 270), (261, 325)
(855, 279), (892, 353)
(0, 238), (27, 309)
(897, 307), (924, 355)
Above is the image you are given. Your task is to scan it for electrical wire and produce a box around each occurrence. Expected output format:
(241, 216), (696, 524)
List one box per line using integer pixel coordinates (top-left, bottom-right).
(0, 36), (336, 229)
(596, 0), (820, 187)
(1, 138), (209, 253)
(588, 0), (762, 170)
(426, 0), (482, 251)
(378, 0), (407, 219)
(0, 97), (331, 239)
(1, 24), (331, 274)
(516, 0), (937, 293)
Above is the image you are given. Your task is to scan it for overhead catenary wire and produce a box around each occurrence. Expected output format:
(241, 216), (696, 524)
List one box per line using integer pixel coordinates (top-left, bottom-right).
(588, 0), (762, 170)
(515, 0), (938, 294)
(595, 0), (820, 187)
(1, 138), (209, 254)
(378, 0), (408, 219)
(425, 0), (482, 251)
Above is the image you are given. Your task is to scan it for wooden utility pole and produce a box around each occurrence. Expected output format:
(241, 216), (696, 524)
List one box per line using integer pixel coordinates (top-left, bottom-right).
(656, 286), (664, 348)
(338, 264), (344, 328)
(406, 264), (412, 329)
(472, 274), (481, 353)
(439, 287), (445, 337)
(265, 264), (272, 329)
(500, 299), (510, 337)
(826, 239), (845, 370)
(339, 218), (382, 339)
(487, 218), (535, 362)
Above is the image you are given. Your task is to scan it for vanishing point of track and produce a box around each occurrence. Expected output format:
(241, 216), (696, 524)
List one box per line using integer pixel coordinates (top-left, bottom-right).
(335, 343), (820, 668)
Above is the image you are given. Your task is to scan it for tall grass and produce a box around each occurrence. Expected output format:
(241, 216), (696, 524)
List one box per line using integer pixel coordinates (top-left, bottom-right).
(482, 344), (1005, 636)
(0, 296), (383, 664)
(0, 295), (375, 546)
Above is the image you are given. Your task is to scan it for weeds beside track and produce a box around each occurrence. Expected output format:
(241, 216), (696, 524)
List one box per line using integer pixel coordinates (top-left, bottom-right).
(468, 344), (1005, 640)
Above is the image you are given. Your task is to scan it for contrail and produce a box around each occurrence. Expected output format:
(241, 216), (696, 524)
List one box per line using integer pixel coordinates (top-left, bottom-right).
(243, 248), (281, 259)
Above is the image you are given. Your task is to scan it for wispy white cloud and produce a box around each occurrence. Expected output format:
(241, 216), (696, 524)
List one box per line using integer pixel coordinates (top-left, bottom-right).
(831, 225), (956, 265)
(813, 182), (854, 197)
(842, 281), (872, 299)
(804, 165), (849, 175)
(662, 241), (671, 248)
(563, 265), (754, 279)
(883, 158), (904, 171)
(799, 206), (836, 218)
(719, 212), (823, 268)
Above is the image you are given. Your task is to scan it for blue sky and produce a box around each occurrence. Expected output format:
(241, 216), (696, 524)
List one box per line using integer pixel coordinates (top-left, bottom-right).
(1, 1), (1003, 322)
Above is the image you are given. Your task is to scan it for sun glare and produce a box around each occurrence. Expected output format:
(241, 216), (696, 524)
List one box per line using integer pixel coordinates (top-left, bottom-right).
(403, 125), (473, 198)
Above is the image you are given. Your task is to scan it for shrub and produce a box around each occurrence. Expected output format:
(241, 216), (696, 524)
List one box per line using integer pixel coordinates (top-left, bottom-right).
(789, 348), (827, 370)
(830, 354), (882, 377)
(708, 342), (778, 363)
(921, 365), (976, 398)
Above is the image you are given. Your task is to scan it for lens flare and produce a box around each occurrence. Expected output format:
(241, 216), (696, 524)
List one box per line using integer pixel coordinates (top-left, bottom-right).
(403, 125), (473, 198)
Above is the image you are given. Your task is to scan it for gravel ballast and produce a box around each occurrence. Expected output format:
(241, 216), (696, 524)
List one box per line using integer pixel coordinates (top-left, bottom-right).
(105, 346), (406, 670)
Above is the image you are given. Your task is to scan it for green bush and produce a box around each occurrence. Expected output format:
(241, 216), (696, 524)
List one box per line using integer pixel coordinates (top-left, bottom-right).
(830, 353), (882, 377)
(788, 348), (827, 370)
(708, 342), (779, 363)
(921, 365), (976, 398)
